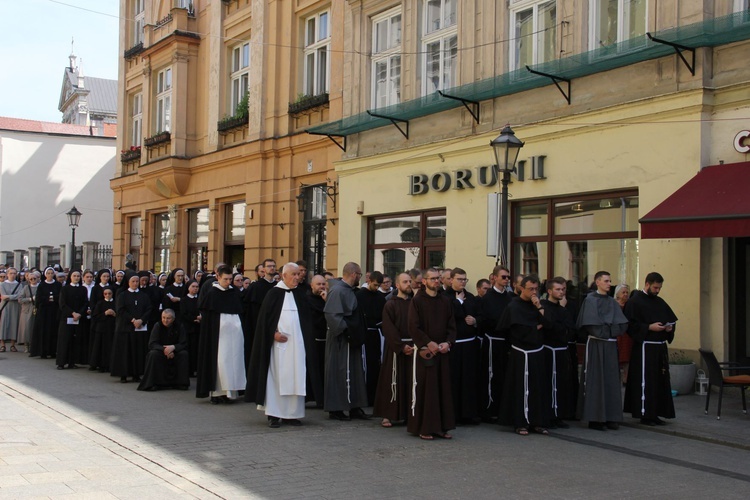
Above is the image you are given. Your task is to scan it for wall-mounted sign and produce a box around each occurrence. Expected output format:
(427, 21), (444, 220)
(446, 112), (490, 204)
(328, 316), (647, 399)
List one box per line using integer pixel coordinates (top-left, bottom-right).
(408, 156), (546, 195)
(734, 130), (750, 154)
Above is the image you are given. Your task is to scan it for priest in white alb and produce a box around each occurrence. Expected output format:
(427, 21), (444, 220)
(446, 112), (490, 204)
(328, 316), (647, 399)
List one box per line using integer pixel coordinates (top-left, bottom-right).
(245, 262), (322, 428)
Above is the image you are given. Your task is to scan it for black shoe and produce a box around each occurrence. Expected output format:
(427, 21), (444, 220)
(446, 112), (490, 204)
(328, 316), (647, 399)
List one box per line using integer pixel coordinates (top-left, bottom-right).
(653, 417), (666, 426)
(98, 368), (106, 373)
(588, 422), (606, 431)
(268, 417), (281, 428)
(120, 377), (128, 383)
(605, 421), (620, 430)
(68, 364), (78, 369)
(133, 376), (141, 383)
(349, 408), (371, 420)
(640, 418), (656, 426)
(57, 365), (65, 370)
(88, 366), (98, 371)
(283, 419), (303, 426)
(329, 411), (350, 421)
(210, 397), (221, 405)
(221, 396), (236, 404)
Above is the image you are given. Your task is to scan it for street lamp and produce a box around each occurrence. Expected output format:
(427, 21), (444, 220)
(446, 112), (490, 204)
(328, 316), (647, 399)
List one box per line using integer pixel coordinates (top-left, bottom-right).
(490, 125), (524, 266)
(66, 206), (82, 271)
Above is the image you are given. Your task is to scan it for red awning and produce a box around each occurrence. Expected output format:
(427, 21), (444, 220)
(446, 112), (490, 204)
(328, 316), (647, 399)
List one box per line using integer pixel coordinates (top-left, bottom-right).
(640, 161), (750, 239)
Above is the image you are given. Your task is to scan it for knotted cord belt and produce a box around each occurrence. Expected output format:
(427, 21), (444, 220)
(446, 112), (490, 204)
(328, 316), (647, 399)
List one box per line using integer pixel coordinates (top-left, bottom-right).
(512, 344), (545, 424)
(485, 334), (505, 409)
(544, 345), (568, 417)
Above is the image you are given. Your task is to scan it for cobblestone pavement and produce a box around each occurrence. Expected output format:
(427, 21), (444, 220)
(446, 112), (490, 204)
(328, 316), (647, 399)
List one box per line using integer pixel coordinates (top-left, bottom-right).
(1, 352), (749, 499)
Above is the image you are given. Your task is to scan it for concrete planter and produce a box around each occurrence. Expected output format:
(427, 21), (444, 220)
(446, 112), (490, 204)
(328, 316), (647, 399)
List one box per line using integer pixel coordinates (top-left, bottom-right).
(669, 362), (696, 395)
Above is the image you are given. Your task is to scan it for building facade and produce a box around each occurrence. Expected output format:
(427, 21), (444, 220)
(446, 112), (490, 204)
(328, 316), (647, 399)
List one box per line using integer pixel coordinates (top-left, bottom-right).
(308, 1), (750, 363)
(59, 52), (118, 132)
(0, 118), (116, 269)
(112, 0), (343, 276)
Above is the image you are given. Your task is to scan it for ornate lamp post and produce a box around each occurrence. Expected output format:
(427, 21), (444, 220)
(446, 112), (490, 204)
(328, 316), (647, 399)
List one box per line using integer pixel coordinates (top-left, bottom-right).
(66, 206), (82, 270)
(490, 125), (524, 266)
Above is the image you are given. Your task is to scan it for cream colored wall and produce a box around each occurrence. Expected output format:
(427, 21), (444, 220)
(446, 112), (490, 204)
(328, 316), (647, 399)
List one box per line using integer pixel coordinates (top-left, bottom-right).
(336, 89), (721, 354)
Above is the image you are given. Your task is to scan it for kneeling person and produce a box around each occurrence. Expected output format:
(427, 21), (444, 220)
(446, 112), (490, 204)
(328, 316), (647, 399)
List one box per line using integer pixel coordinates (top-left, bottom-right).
(138, 309), (190, 391)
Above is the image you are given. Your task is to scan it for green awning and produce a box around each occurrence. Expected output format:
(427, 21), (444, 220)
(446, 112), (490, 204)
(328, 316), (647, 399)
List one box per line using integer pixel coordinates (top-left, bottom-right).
(307, 11), (750, 147)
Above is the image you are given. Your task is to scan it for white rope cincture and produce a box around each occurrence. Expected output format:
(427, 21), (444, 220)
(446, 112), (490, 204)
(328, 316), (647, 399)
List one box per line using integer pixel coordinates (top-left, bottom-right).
(346, 342), (351, 404)
(485, 335), (505, 409)
(390, 352), (398, 403)
(544, 345), (568, 417)
(411, 348), (419, 417)
(641, 340), (667, 416)
(512, 344), (545, 424)
(584, 335), (617, 398)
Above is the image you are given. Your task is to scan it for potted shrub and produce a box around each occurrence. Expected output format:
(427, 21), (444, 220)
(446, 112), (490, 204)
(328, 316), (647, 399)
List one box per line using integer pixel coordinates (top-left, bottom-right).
(668, 350), (696, 395)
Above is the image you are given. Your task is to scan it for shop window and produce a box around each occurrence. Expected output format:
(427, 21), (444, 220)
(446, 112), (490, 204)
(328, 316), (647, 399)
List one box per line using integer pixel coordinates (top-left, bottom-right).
(372, 7), (402, 108)
(224, 202), (246, 273)
(513, 192), (638, 303)
(154, 213), (171, 274)
(367, 210), (446, 275)
(188, 207), (209, 277)
(303, 10), (330, 97)
(589, 0), (647, 49)
(510, 0), (557, 70)
(422, 0), (457, 95)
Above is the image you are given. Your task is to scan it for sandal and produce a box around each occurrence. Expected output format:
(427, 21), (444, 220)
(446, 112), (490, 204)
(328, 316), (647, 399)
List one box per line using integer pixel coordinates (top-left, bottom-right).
(0, 346), (5, 352)
(515, 427), (529, 436)
(9, 346), (17, 352)
(533, 427), (549, 435)
(381, 419), (392, 428)
(419, 434), (434, 440)
(436, 432), (452, 440)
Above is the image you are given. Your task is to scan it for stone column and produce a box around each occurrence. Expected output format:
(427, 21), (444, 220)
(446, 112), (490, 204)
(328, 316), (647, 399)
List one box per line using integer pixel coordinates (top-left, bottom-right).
(13, 249), (25, 269)
(27, 247), (39, 269)
(39, 246), (53, 269)
(82, 241), (99, 271)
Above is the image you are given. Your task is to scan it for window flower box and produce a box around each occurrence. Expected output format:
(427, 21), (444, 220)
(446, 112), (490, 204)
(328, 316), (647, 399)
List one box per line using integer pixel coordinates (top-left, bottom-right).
(124, 42), (144, 60)
(288, 93), (329, 115)
(144, 131), (171, 148)
(217, 115), (249, 133)
(120, 146), (142, 163)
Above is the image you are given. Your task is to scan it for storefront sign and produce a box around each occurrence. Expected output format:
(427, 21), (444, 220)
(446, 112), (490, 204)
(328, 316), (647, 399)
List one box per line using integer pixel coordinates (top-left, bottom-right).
(409, 165), (498, 195)
(734, 130), (750, 154)
(408, 156), (546, 195)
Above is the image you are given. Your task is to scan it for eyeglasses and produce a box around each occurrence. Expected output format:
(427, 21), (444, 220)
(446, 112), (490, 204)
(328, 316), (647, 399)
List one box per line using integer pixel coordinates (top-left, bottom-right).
(426, 277), (441, 281)
(499, 275), (510, 279)
(524, 286), (539, 292)
(455, 278), (468, 282)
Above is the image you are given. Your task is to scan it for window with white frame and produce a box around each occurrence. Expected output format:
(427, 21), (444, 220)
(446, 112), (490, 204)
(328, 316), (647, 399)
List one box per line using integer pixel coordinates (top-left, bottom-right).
(422, 0), (457, 95)
(372, 8), (402, 108)
(230, 42), (250, 114)
(303, 10), (331, 97)
(131, 92), (142, 146)
(590, 0), (647, 48)
(155, 68), (172, 133)
(510, 0), (556, 70)
(134, 0), (145, 45)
